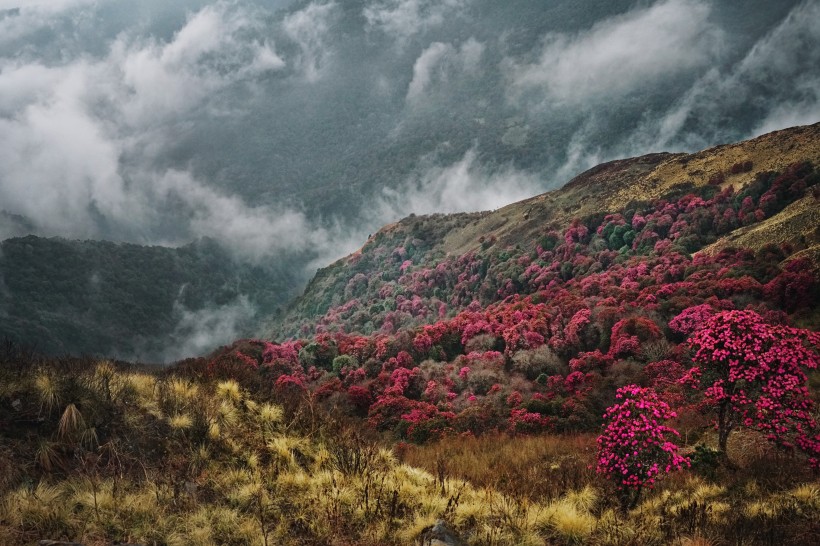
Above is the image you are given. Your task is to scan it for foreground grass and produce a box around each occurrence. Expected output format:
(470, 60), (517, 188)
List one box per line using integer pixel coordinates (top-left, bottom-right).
(1, 354), (818, 545)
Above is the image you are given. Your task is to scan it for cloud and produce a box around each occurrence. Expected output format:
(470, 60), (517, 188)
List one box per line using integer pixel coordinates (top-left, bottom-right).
(616, 0), (820, 154)
(0, 2), (294, 259)
(0, 0), (99, 46)
(153, 170), (330, 261)
(281, 1), (337, 82)
(110, 4), (285, 127)
(0, 61), (136, 239)
(406, 38), (483, 102)
(375, 149), (544, 219)
(162, 295), (255, 362)
(744, 1), (820, 136)
(0, 0), (93, 8)
(364, 0), (468, 46)
(505, 0), (723, 108)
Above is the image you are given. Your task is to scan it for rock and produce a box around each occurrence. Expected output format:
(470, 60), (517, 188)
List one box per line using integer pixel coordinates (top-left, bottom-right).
(416, 519), (466, 546)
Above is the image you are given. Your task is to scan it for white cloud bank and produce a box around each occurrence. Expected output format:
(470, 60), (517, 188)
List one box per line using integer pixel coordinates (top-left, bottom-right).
(0, 2), (297, 258)
(376, 149), (543, 219)
(282, 1), (337, 82)
(364, 0), (469, 46)
(406, 38), (483, 102)
(505, 0), (723, 108)
(619, 0), (820, 154)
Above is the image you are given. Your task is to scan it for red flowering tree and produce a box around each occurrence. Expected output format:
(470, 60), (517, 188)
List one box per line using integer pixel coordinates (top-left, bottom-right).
(597, 385), (689, 510)
(683, 310), (820, 465)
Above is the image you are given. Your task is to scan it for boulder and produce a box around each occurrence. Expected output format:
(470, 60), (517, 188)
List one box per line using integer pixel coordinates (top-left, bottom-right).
(416, 519), (466, 546)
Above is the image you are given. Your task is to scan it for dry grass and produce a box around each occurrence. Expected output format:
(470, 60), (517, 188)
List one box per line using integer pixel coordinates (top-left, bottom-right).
(398, 433), (598, 500)
(2, 359), (820, 546)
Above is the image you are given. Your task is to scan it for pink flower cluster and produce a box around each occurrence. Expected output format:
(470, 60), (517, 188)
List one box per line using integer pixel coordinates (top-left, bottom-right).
(596, 385), (689, 491)
(684, 310), (820, 465)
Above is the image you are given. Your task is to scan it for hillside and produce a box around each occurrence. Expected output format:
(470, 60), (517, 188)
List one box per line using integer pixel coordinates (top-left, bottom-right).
(0, 237), (301, 361)
(2, 123), (820, 546)
(270, 122), (820, 338)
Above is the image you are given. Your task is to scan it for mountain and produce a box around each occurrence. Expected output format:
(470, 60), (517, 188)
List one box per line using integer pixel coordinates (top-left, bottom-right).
(1, 0), (816, 285)
(2, 123), (816, 362)
(2, 0), (818, 360)
(1, 124), (819, 546)
(0, 237), (302, 361)
(269, 122), (820, 339)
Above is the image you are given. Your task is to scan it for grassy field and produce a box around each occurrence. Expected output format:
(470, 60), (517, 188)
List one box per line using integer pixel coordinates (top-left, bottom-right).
(1, 351), (818, 546)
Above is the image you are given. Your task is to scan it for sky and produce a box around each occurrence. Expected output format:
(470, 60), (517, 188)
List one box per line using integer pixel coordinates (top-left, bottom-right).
(0, 0), (818, 356)
(1, 0), (817, 259)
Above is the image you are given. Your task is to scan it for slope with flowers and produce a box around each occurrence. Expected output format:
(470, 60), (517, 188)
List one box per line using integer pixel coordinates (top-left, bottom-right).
(271, 122), (820, 339)
(3, 124), (820, 546)
(203, 123), (820, 461)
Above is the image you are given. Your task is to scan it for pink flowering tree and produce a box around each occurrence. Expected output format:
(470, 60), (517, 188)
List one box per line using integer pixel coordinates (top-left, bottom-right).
(683, 310), (820, 465)
(597, 385), (689, 510)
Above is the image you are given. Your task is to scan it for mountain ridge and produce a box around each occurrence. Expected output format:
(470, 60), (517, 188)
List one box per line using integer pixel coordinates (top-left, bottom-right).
(269, 122), (820, 339)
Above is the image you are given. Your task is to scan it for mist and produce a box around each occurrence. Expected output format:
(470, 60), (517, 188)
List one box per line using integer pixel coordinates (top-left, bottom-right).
(1, 0), (817, 359)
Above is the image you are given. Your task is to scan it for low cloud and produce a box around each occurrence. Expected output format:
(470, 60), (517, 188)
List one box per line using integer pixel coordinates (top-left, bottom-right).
(617, 0), (820, 155)
(406, 38), (484, 102)
(364, 0), (468, 47)
(162, 296), (256, 362)
(505, 0), (723, 109)
(744, 1), (820, 137)
(0, 2), (292, 258)
(153, 170), (334, 261)
(282, 1), (337, 82)
(375, 149), (544, 219)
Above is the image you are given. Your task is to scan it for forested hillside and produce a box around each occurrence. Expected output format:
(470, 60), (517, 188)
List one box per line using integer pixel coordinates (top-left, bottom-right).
(1, 124), (819, 546)
(270, 123), (820, 338)
(0, 237), (301, 361)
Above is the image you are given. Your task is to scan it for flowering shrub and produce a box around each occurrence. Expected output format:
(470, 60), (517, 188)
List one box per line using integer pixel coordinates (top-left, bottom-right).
(508, 408), (553, 434)
(203, 162), (819, 446)
(669, 304), (715, 336)
(596, 385), (689, 509)
(683, 310), (820, 465)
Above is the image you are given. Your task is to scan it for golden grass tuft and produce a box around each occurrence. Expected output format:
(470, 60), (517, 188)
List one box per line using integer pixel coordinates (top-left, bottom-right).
(790, 483), (820, 508)
(544, 497), (596, 543)
(168, 413), (194, 431)
(57, 403), (85, 442)
(215, 400), (240, 427)
(168, 377), (199, 408)
(215, 380), (242, 403)
(258, 402), (284, 425)
(34, 371), (61, 415)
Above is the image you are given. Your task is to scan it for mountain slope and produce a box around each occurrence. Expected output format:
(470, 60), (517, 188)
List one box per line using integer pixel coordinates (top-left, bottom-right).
(0, 237), (301, 360)
(269, 122), (820, 339)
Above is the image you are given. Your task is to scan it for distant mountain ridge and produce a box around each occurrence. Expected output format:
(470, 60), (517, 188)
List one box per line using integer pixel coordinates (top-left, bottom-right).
(268, 122), (820, 339)
(0, 236), (301, 361)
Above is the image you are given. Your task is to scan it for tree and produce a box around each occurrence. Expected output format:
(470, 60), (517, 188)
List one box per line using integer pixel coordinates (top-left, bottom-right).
(682, 310), (820, 466)
(596, 385), (688, 510)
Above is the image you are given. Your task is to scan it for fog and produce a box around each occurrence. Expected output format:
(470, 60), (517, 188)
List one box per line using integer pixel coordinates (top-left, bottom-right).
(1, 0), (817, 358)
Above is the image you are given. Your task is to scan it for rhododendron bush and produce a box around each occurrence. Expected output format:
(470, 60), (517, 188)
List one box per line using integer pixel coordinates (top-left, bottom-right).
(683, 310), (820, 465)
(597, 385), (689, 509)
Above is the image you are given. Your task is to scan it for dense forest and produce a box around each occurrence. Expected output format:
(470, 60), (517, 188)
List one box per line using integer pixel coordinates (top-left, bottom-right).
(0, 237), (301, 361)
